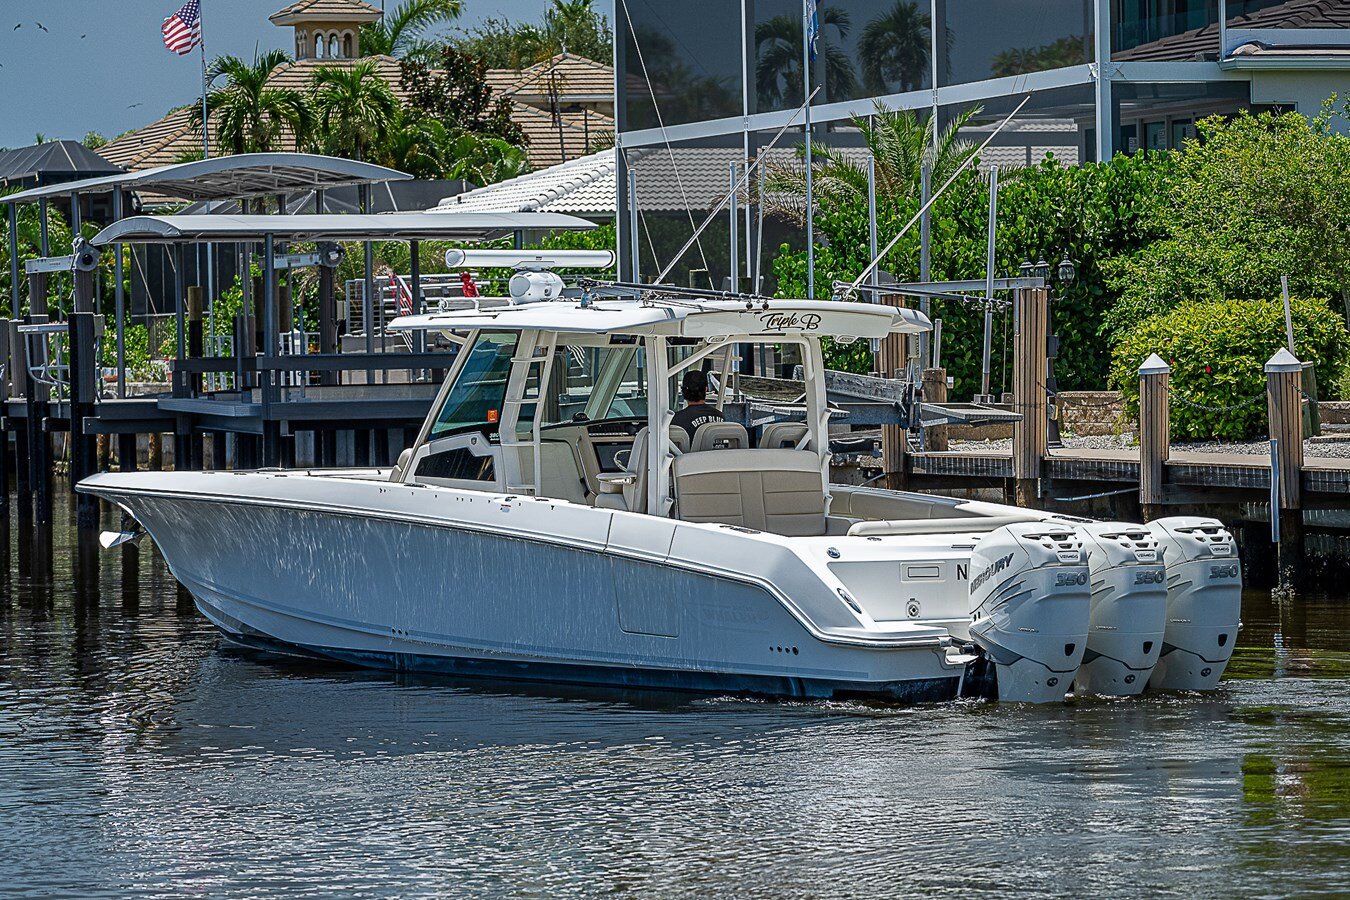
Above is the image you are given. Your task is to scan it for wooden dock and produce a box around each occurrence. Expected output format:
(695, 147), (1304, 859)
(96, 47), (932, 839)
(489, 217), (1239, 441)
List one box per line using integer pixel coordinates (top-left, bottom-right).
(907, 446), (1350, 501)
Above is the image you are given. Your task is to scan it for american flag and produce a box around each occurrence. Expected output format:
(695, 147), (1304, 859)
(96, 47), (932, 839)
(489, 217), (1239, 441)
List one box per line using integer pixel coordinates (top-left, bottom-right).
(162, 0), (202, 55)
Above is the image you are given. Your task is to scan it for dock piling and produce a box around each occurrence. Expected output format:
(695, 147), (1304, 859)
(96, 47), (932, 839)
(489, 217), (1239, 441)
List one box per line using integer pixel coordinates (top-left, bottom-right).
(921, 367), (949, 451)
(1011, 287), (1049, 506)
(1138, 352), (1170, 521)
(1266, 349), (1305, 584)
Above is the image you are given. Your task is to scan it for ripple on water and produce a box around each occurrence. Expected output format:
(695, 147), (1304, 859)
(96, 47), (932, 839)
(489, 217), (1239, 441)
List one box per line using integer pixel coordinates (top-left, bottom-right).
(0, 501), (1348, 898)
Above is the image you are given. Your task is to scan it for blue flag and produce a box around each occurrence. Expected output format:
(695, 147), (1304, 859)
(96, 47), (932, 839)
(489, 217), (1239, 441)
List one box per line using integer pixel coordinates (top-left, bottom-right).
(807, 0), (820, 61)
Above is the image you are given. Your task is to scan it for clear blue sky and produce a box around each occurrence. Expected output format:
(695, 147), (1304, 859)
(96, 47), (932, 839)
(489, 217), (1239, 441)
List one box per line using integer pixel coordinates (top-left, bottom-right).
(0, 0), (554, 149)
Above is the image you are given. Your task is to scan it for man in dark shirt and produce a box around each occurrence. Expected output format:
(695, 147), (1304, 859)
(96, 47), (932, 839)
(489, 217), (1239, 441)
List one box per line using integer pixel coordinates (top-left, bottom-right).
(670, 369), (724, 440)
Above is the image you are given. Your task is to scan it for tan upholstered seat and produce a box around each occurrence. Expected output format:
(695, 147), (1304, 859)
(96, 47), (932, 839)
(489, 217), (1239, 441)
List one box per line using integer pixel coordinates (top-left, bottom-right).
(595, 426), (689, 512)
(690, 421), (749, 451)
(759, 422), (809, 449)
(673, 448), (826, 536)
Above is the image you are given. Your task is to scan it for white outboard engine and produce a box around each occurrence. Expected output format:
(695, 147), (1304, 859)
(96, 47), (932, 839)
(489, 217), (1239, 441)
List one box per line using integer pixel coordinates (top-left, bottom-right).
(1075, 523), (1168, 696)
(968, 523), (1091, 703)
(1146, 517), (1242, 691)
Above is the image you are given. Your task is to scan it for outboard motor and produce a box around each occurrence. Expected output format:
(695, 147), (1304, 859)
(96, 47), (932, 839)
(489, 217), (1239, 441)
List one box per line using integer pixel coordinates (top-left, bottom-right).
(1075, 523), (1168, 696)
(968, 523), (1091, 703)
(1146, 517), (1242, 691)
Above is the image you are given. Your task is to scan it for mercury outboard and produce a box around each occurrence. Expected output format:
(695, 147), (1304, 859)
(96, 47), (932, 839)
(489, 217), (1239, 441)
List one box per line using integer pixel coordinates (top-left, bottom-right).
(968, 523), (1091, 703)
(1146, 517), (1243, 691)
(1075, 523), (1168, 696)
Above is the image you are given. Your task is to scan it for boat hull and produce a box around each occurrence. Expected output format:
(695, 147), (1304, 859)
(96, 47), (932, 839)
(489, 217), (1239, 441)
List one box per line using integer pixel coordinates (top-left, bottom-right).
(85, 471), (967, 704)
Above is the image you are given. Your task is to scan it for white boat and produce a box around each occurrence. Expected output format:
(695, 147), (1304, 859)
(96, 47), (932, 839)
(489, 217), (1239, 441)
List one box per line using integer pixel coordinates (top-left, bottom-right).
(80, 260), (1243, 703)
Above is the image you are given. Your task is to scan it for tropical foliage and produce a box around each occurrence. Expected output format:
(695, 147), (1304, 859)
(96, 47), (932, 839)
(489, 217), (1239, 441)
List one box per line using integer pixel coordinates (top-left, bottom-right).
(456, 0), (612, 69)
(401, 45), (525, 145)
(194, 50), (313, 153)
(311, 62), (400, 161)
(1109, 297), (1350, 439)
(1103, 107), (1350, 335)
(358, 0), (462, 64)
(768, 107), (1173, 394)
(763, 102), (981, 225)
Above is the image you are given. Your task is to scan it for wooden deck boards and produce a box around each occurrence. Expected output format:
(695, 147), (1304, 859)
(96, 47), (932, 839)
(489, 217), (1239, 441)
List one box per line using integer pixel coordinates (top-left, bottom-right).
(909, 446), (1350, 494)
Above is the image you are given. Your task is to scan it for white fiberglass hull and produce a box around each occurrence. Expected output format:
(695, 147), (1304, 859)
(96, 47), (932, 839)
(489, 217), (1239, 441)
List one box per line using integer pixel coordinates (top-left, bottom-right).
(80, 470), (971, 702)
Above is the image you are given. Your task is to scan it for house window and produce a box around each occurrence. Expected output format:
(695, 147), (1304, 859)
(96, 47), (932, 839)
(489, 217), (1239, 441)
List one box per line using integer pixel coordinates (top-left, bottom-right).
(329, 33), (340, 58)
(342, 32), (353, 58)
(314, 33), (324, 57)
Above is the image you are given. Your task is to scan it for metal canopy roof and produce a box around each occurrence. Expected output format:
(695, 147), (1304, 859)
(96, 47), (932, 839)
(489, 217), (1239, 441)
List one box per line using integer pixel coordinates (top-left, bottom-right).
(1, 153), (410, 205)
(90, 212), (597, 245)
(389, 298), (930, 339)
(0, 140), (123, 187)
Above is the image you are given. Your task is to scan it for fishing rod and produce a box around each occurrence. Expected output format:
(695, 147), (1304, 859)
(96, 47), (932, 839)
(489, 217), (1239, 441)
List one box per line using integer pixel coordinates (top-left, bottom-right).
(582, 279), (774, 309)
(844, 281), (1012, 310)
(838, 93), (1033, 298)
(654, 87), (821, 285)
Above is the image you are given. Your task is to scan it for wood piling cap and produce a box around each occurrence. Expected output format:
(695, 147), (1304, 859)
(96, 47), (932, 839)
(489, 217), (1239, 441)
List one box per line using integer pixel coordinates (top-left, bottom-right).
(1138, 352), (1169, 375)
(1265, 347), (1302, 373)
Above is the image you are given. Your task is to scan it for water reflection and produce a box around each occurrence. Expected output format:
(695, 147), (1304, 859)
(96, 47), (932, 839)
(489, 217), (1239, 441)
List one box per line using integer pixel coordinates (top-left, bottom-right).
(1, 494), (1347, 897)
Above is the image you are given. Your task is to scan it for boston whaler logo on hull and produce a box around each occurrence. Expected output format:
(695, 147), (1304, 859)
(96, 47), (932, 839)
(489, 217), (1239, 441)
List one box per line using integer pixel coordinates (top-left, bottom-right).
(969, 553), (1015, 594)
(759, 311), (822, 332)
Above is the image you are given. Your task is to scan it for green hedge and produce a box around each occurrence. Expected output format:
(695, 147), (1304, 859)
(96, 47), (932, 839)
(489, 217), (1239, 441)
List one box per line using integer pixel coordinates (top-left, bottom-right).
(1109, 297), (1350, 440)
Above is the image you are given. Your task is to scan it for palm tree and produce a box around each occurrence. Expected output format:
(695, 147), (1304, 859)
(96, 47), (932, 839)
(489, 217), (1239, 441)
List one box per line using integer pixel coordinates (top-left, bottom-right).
(359, 0), (462, 63)
(311, 62), (400, 161)
(193, 50), (312, 154)
(858, 1), (930, 94)
(762, 101), (982, 225)
(755, 9), (858, 108)
(445, 131), (530, 186)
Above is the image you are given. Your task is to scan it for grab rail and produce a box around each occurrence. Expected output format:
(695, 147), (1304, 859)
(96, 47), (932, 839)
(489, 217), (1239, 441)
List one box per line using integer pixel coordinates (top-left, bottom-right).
(847, 513), (1045, 537)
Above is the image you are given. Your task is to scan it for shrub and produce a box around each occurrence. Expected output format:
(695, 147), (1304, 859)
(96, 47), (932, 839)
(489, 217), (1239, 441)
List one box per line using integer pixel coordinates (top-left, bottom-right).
(1109, 297), (1350, 440)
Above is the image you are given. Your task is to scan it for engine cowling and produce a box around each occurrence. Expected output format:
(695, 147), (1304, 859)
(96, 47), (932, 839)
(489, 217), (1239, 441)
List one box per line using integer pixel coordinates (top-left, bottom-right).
(968, 522), (1091, 703)
(1075, 523), (1168, 696)
(1145, 517), (1242, 691)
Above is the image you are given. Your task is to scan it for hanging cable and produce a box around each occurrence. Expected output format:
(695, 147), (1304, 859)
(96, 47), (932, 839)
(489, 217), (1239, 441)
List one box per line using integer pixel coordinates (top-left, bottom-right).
(840, 93), (1033, 295)
(618, 1), (714, 285)
(655, 86), (820, 285)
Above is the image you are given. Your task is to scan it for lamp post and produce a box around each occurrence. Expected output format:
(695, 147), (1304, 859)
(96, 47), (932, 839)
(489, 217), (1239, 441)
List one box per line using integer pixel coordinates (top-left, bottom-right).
(1020, 251), (1077, 446)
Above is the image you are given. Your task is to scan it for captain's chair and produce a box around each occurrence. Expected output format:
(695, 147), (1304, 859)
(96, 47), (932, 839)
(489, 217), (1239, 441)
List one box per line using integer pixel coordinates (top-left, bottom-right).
(690, 421), (749, 452)
(759, 422), (809, 449)
(595, 426), (690, 513)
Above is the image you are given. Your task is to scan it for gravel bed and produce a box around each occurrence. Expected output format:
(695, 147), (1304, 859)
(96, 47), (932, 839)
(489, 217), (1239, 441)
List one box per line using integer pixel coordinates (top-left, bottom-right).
(949, 434), (1350, 459)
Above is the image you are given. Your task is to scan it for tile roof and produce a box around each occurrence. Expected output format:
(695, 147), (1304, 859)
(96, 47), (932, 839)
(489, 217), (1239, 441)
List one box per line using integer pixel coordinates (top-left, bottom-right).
(496, 53), (615, 104)
(268, 55), (412, 102)
(270, 0), (382, 25)
(512, 103), (613, 169)
(1114, 0), (1350, 61)
(437, 149), (619, 214)
(98, 108), (214, 172)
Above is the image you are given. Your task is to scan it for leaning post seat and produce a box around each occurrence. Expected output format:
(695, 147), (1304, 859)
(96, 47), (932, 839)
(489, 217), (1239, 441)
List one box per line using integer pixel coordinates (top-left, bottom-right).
(690, 421), (750, 451)
(595, 426), (690, 512)
(672, 448), (827, 536)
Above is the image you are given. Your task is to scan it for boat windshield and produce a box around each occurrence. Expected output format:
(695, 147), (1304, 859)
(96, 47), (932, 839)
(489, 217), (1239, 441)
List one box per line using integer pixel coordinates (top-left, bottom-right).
(522, 343), (648, 433)
(429, 331), (517, 438)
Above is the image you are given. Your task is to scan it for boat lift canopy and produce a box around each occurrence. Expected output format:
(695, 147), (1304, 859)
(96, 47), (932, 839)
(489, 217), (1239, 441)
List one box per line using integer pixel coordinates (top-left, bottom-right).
(0, 153), (411, 205)
(90, 212), (598, 246)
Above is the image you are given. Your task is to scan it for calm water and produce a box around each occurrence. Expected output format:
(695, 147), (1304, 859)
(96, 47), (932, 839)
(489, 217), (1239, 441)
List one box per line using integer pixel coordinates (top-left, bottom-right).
(2, 498), (1348, 898)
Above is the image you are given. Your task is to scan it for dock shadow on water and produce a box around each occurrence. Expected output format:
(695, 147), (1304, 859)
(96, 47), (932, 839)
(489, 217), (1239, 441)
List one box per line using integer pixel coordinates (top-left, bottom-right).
(1, 492), (1347, 898)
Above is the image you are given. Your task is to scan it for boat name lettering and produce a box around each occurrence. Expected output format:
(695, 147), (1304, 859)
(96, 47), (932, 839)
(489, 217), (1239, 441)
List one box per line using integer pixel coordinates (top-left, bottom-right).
(970, 553), (1015, 593)
(759, 312), (822, 331)
(955, 563), (969, 581)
